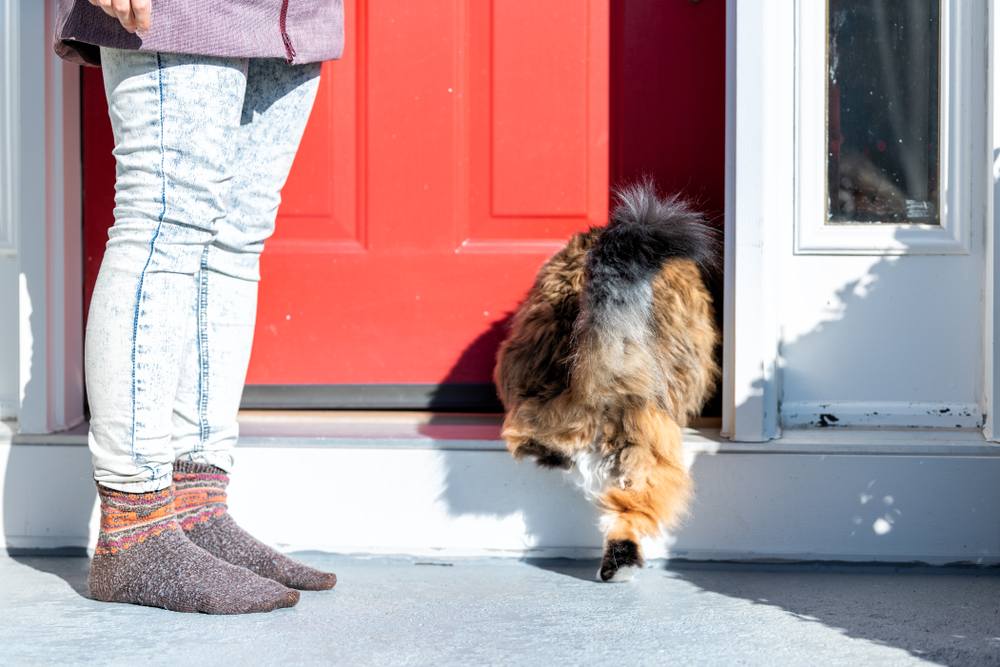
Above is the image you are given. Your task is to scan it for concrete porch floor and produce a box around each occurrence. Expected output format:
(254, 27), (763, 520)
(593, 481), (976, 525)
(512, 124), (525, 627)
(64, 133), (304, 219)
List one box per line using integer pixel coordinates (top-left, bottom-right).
(1, 555), (999, 666)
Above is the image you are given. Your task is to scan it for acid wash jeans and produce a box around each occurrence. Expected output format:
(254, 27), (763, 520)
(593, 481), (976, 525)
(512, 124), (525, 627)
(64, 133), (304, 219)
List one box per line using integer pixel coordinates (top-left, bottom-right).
(87, 48), (320, 491)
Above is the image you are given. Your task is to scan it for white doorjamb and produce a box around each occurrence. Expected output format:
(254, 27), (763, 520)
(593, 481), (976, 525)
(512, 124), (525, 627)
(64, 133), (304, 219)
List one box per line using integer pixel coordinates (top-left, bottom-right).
(13, 0), (84, 434)
(986, 0), (1000, 442)
(0, 3), (17, 253)
(722, 0), (789, 442)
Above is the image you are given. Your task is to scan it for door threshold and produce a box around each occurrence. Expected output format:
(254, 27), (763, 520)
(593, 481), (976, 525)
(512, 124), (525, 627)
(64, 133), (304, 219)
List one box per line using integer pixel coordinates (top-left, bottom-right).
(8, 413), (999, 456)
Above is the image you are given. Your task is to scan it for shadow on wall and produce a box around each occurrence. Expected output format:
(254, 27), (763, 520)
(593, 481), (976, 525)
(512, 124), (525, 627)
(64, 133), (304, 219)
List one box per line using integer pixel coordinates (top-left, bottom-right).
(3, 267), (95, 595)
(776, 254), (982, 428)
(424, 314), (610, 562)
(3, 438), (94, 559)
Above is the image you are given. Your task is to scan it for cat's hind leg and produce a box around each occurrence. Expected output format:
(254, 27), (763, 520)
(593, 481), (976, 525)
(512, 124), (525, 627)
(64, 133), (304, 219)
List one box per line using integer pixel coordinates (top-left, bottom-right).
(500, 395), (598, 470)
(596, 405), (691, 582)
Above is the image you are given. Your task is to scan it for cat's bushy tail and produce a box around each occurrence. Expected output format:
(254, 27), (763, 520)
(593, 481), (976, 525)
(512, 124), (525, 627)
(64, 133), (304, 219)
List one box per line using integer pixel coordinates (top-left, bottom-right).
(582, 180), (715, 343)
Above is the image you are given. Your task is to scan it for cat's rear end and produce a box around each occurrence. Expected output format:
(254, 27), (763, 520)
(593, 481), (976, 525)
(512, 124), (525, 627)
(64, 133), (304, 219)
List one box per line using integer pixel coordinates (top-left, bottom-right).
(495, 182), (718, 582)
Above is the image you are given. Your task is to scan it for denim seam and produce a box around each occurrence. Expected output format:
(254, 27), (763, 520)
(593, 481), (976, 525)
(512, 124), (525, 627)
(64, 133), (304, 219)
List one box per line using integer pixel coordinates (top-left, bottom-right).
(130, 53), (168, 481)
(196, 246), (211, 449)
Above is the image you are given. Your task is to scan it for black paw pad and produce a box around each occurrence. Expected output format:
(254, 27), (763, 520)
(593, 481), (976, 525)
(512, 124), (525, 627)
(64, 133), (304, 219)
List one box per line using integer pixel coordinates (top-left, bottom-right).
(599, 539), (643, 581)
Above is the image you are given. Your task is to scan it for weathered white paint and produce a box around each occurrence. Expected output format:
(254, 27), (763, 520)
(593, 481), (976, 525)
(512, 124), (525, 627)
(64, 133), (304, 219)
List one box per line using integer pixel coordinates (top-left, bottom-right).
(4, 425), (1000, 564)
(795, 0), (974, 255)
(722, 0), (789, 441)
(781, 401), (983, 430)
(779, 252), (985, 428)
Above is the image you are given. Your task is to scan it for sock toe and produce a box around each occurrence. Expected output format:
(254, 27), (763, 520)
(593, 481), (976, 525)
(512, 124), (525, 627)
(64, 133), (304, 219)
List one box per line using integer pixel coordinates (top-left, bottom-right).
(173, 463), (338, 592)
(280, 589), (302, 608)
(284, 564), (337, 591)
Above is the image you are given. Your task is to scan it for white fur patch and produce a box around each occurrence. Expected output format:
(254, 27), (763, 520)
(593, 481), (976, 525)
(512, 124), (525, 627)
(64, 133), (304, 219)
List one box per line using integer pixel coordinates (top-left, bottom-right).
(598, 513), (617, 534)
(598, 565), (639, 583)
(571, 448), (615, 501)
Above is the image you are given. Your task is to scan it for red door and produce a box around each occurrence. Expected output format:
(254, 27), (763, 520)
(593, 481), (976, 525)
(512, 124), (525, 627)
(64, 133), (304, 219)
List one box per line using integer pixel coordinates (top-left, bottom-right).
(83, 1), (725, 409)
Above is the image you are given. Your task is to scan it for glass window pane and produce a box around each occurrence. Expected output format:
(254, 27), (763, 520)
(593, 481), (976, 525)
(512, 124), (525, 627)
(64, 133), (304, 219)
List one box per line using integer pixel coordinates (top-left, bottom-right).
(827, 1), (940, 224)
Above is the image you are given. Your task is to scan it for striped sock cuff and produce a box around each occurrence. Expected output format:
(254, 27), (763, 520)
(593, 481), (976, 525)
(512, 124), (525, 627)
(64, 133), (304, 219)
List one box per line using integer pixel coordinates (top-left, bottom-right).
(172, 460), (229, 529)
(95, 485), (179, 556)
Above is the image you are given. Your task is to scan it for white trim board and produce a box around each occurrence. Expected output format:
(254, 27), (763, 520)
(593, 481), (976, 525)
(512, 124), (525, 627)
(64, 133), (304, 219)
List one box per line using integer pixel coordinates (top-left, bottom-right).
(781, 402), (984, 430)
(13, 0), (85, 432)
(985, 0), (1000, 441)
(15, 420), (1000, 457)
(722, 0), (788, 441)
(0, 0), (18, 253)
(4, 425), (1000, 563)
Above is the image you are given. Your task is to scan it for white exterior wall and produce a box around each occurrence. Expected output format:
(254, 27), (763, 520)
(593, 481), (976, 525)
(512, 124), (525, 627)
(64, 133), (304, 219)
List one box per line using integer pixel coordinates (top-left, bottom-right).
(5, 425), (1000, 564)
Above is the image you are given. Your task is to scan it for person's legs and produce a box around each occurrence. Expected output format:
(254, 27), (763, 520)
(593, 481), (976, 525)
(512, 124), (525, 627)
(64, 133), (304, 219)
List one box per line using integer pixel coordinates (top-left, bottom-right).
(88, 48), (247, 491)
(169, 58), (335, 590)
(87, 48), (298, 613)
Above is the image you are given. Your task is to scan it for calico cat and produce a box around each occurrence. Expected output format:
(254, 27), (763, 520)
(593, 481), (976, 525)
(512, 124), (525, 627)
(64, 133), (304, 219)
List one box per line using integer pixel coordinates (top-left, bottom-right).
(494, 182), (719, 582)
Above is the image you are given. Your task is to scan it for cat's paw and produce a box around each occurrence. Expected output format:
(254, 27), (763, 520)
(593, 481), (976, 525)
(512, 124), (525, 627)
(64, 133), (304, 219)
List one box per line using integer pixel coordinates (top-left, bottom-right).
(600, 564), (639, 582)
(598, 539), (643, 583)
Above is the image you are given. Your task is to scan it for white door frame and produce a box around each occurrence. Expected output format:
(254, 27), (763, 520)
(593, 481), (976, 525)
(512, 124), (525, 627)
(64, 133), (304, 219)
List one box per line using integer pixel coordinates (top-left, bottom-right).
(7, 0), (84, 434)
(986, 0), (1000, 441)
(721, 0), (789, 442)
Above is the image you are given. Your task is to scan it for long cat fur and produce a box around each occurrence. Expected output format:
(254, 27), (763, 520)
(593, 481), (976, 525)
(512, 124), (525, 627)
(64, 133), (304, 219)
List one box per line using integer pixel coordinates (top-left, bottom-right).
(494, 182), (719, 582)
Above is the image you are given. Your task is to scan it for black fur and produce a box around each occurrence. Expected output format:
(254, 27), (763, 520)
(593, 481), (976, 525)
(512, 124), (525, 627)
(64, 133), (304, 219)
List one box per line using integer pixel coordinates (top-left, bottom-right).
(584, 181), (716, 322)
(515, 291), (580, 403)
(517, 439), (574, 470)
(599, 539), (643, 581)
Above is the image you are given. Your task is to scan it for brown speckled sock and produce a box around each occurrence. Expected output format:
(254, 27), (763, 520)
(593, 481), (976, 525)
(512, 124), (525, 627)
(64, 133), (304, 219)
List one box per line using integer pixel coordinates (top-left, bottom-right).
(173, 461), (337, 591)
(89, 484), (300, 614)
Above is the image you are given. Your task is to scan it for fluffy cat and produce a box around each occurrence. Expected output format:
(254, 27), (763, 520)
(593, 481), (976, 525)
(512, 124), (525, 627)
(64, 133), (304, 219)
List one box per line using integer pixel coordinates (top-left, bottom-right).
(494, 182), (719, 582)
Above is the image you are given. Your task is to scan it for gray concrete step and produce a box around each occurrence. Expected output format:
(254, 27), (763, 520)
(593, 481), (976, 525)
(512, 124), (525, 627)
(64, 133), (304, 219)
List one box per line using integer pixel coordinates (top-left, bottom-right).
(1, 554), (999, 665)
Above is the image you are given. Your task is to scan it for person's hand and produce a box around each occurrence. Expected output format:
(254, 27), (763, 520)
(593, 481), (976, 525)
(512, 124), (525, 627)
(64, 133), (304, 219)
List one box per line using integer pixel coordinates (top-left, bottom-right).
(88, 0), (151, 34)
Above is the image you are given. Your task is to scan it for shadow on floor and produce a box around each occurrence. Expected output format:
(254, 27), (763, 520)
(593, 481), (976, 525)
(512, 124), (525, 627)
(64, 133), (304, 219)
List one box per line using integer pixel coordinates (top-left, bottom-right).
(668, 561), (1000, 666)
(11, 554), (91, 598)
(4, 428), (95, 600)
(522, 558), (601, 582)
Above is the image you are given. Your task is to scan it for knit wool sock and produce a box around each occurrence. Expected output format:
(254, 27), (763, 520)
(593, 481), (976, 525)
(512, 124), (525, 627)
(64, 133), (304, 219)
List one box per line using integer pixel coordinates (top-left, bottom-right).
(173, 461), (337, 591)
(89, 484), (300, 614)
